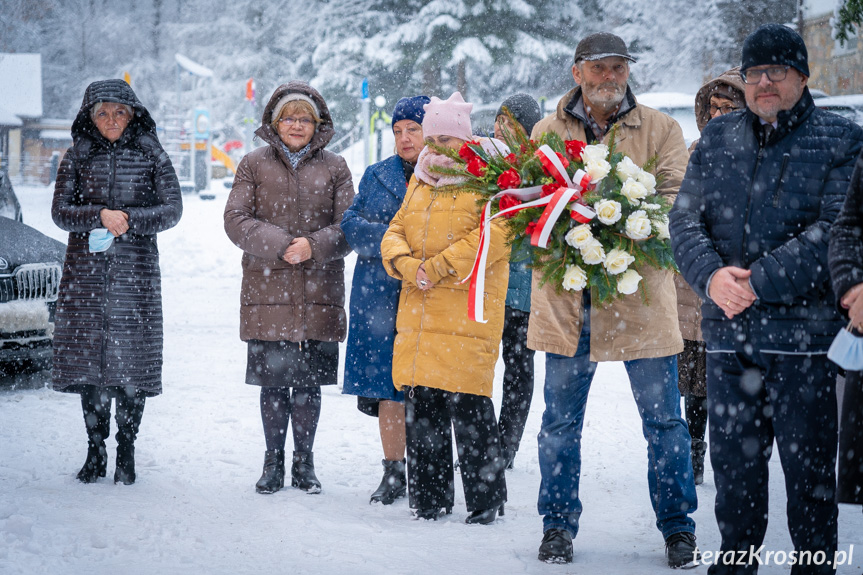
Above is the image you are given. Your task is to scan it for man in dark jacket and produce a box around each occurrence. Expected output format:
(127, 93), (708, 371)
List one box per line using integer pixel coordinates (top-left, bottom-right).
(670, 24), (863, 575)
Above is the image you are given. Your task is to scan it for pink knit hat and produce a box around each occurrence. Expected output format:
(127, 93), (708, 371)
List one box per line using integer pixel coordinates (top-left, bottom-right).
(422, 92), (473, 141)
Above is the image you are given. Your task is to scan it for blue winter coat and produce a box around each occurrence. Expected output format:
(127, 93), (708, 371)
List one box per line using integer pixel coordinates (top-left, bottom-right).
(670, 89), (863, 353)
(341, 154), (406, 400)
(505, 242), (532, 312)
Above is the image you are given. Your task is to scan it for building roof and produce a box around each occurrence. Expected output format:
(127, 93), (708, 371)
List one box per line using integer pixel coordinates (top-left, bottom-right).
(0, 53), (43, 122)
(804, 0), (836, 18)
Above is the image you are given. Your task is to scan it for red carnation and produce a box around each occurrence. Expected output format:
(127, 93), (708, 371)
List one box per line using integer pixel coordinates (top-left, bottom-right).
(496, 169), (522, 190)
(541, 183), (559, 197)
(466, 156), (488, 177)
(565, 140), (587, 161)
(556, 152), (570, 169)
(458, 141), (481, 162)
(505, 153), (517, 164)
(525, 221), (538, 236)
(498, 194), (521, 217)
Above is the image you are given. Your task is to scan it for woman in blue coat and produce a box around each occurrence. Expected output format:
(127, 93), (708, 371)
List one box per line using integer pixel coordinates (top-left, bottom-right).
(342, 95), (429, 504)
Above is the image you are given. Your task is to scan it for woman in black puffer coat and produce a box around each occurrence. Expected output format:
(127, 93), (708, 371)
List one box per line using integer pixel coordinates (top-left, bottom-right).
(829, 152), (863, 507)
(51, 79), (182, 485)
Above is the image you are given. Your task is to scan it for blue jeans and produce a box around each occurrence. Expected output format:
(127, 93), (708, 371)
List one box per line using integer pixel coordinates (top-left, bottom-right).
(538, 296), (697, 538)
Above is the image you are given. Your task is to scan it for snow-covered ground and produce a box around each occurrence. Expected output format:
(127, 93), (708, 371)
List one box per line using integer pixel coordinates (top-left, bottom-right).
(1, 181), (861, 575)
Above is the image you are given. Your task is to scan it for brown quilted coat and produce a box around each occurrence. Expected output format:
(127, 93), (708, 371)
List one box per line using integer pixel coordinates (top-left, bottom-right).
(224, 82), (354, 343)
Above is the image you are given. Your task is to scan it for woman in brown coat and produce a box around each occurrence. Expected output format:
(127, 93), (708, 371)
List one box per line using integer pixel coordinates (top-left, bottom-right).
(381, 92), (510, 524)
(675, 68), (744, 485)
(224, 82), (354, 495)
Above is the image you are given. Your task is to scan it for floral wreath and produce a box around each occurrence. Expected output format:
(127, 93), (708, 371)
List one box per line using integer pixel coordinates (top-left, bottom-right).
(430, 113), (677, 322)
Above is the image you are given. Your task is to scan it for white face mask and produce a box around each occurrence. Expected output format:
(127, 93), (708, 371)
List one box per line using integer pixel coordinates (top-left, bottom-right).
(828, 321), (863, 371)
(88, 228), (114, 253)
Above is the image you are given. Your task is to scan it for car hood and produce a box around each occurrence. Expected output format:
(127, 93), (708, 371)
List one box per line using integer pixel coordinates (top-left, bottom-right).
(0, 217), (66, 272)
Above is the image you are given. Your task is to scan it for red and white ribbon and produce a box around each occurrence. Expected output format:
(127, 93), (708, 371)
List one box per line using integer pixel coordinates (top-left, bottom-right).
(460, 152), (595, 322)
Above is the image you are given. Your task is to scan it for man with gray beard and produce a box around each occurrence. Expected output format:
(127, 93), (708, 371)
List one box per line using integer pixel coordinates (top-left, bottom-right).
(528, 32), (698, 568)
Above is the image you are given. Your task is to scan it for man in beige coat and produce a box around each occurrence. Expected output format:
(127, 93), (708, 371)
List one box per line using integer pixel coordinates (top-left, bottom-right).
(530, 33), (698, 568)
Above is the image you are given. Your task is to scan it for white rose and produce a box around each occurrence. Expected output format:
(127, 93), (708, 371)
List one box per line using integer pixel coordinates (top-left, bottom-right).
(616, 156), (641, 181)
(642, 203), (661, 211)
(580, 238), (606, 265)
(562, 264), (588, 292)
(604, 248), (635, 275)
(582, 144), (609, 164)
(617, 268), (643, 295)
(636, 170), (657, 193)
(654, 216), (670, 240)
(595, 199), (622, 225)
(621, 178), (649, 204)
(586, 158), (611, 182)
(565, 224), (594, 249)
(625, 210), (652, 240)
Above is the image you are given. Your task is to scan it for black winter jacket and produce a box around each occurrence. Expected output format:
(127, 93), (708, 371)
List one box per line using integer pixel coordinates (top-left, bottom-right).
(829, 152), (863, 313)
(670, 89), (863, 353)
(51, 79), (182, 395)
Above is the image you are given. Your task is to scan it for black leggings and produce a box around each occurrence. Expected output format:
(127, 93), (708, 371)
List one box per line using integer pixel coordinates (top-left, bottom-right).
(498, 307), (535, 454)
(260, 387), (321, 453)
(685, 394), (707, 443)
(80, 385), (146, 446)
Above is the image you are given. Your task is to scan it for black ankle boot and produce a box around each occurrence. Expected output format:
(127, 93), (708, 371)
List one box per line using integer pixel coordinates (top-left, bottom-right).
(370, 459), (406, 504)
(256, 450), (285, 494)
(114, 395), (145, 485)
(691, 439), (707, 486)
(291, 451), (321, 494)
(114, 442), (136, 485)
(77, 443), (107, 483)
(414, 506), (453, 521)
(465, 503), (505, 525)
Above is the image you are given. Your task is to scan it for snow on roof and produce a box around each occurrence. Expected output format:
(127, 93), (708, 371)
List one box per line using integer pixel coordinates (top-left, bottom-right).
(0, 105), (23, 127)
(0, 53), (42, 119)
(40, 130), (72, 141)
(175, 53), (213, 78)
(803, 0), (837, 18)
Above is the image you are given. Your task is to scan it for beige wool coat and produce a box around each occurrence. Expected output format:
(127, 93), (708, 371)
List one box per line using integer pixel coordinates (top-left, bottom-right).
(381, 176), (510, 397)
(527, 86), (687, 361)
(224, 82), (354, 343)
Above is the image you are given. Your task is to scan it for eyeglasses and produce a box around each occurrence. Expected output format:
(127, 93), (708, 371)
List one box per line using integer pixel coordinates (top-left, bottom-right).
(279, 116), (315, 126)
(709, 104), (739, 115)
(741, 66), (790, 84)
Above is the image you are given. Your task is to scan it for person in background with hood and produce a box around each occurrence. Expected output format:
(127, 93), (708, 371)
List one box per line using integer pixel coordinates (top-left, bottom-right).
(224, 82), (354, 496)
(674, 68), (744, 486)
(381, 92), (510, 525)
(341, 95), (430, 505)
(493, 93), (541, 470)
(52, 79), (182, 485)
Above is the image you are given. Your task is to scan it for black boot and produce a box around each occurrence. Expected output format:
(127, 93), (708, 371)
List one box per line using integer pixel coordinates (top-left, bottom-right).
(691, 439), (706, 486)
(114, 393), (145, 485)
(77, 390), (109, 483)
(465, 503), (505, 525)
(255, 450), (285, 494)
(414, 506), (453, 521)
(291, 451), (321, 494)
(370, 459), (406, 504)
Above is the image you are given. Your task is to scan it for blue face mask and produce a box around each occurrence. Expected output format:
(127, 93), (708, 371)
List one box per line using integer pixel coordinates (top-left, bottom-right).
(828, 321), (863, 371)
(89, 228), (114, 253)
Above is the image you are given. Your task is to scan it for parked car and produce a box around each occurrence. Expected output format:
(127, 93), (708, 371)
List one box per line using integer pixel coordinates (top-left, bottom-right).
(0, 177), (65, 373)
(635, 92), (700, 147)
(814, 94), (863, 126)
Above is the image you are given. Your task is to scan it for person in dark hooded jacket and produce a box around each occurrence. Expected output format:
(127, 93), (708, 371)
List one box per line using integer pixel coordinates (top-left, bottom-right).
(224, 82), (354, 496)
(52, 79), (182, 485)
(674, 68), (745, 486)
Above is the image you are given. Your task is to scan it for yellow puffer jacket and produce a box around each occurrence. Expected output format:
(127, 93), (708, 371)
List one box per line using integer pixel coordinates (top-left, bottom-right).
(381, 176), (510, 397)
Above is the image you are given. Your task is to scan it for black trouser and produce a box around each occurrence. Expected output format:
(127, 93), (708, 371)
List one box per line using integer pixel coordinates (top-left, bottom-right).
(498, 306), (535, 455)
(405, 385), (507, 512)
(706, 351), (838, 575)
(685, 394), (707, 443)
(260, 387), (321, 453)
(80, 385), (146, 448)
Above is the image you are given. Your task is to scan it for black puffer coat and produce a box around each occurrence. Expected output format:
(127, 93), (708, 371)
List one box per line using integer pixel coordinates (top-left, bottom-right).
(51, 79), (182, 395)
(671, 89), (863, 353)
